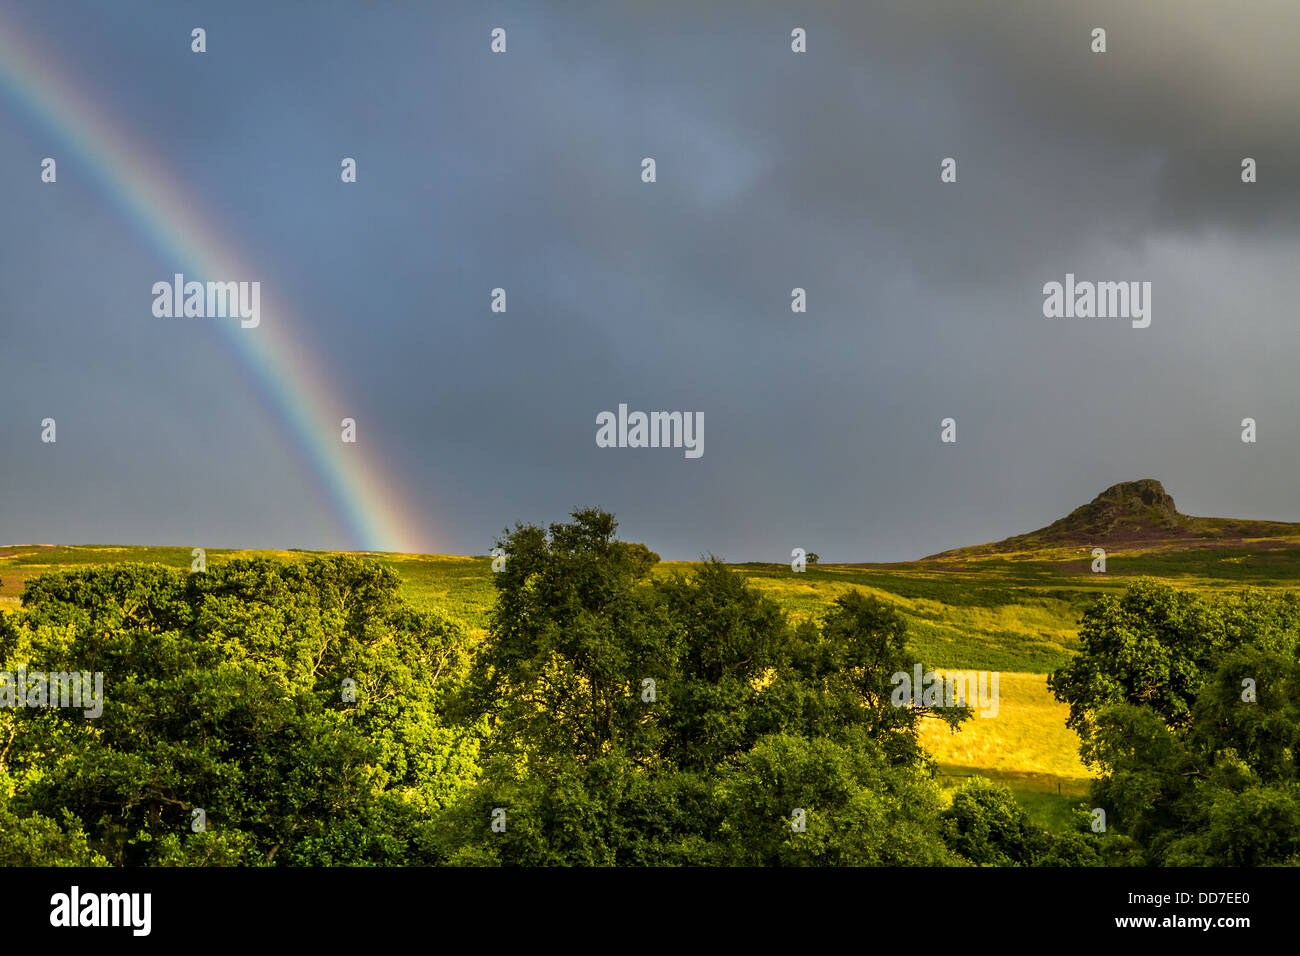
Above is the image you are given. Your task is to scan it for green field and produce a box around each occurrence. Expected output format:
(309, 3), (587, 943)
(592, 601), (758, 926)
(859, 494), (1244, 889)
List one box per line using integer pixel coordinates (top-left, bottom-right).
(5, 537), (1298, 832)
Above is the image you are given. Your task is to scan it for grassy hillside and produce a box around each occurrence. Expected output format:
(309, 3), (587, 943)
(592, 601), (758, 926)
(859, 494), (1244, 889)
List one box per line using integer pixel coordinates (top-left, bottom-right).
(6, 524), (1299, 832)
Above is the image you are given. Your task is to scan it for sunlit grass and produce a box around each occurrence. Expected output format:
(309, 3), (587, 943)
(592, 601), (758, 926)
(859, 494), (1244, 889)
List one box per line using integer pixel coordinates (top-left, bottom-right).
(919, 671), (1091, 787)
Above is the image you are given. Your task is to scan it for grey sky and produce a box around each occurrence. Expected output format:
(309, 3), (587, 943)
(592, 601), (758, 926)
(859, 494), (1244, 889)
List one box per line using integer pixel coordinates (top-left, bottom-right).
(1, 0), (1297, 560)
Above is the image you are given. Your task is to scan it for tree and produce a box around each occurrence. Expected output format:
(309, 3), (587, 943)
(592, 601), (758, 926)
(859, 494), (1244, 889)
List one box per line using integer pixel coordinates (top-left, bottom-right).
(711, 729), (957, 865)
(1050, 581), (1300, 865)
(0, 557), (476, 866)
(444, 509), (976, 866)
(940, 779), (1100, 866)
(472, 509), (672, 768)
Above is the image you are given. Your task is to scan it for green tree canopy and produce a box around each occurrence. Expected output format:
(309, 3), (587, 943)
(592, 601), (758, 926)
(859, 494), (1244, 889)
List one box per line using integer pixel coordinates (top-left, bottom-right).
(0, 556), (476, 865)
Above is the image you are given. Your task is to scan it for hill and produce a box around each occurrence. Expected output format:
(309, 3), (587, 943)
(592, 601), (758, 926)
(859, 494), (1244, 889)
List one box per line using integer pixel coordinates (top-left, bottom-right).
(924, 479), (1300, 559)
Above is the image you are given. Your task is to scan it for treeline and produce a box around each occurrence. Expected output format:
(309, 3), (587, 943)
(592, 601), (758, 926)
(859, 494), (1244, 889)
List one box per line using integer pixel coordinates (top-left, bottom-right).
(0, 509), (1295, 865)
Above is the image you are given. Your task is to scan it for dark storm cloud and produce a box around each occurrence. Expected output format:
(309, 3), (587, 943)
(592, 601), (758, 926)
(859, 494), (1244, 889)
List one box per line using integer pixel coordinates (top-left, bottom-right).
(833, 0), (1300, 236)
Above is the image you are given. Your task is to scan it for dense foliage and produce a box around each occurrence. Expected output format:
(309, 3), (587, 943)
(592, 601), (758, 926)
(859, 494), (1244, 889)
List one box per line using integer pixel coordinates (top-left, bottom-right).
(0, 557), (476, 865)
(1049, 580), (1300, 865)
(433, 509), (983, 865)
(18, 512), (1290, 865)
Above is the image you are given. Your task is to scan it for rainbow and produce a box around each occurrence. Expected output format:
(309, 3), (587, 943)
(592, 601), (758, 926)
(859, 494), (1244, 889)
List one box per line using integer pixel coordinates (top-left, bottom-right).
(0, 13), (429, 553)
